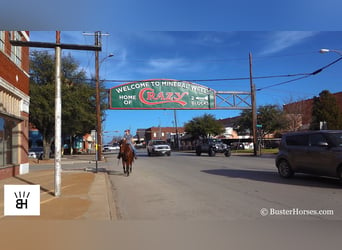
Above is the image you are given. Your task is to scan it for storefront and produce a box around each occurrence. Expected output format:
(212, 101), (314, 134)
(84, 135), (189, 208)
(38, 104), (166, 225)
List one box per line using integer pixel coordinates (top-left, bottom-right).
(0, 86), (30, 179)
(0, 31), (30, 180)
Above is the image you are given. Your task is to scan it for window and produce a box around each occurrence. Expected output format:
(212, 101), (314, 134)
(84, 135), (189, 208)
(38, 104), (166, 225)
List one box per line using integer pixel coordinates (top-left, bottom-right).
(0, 31), (5, 52)
(0, 117), (14, 167)
(10, 31), (22, 67)
(286, 134), (308, 146)
(309, 134), (327, 146)
(326, 133), (342, 147)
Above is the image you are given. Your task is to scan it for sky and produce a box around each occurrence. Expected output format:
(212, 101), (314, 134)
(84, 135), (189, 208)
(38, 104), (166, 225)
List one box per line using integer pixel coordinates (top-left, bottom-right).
(29, 31), (342, 143)
(5, 0), (342, 143)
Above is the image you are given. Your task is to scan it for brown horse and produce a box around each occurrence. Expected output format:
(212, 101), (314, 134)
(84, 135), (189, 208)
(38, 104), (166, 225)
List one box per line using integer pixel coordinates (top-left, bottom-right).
(119, 140), (134, 176)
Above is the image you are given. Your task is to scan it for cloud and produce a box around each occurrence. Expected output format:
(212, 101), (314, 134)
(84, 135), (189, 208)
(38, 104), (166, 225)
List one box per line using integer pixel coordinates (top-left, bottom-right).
(148, 58), (186, 70)
(137, 57), (203, 75)
(260, 31), (318, 55)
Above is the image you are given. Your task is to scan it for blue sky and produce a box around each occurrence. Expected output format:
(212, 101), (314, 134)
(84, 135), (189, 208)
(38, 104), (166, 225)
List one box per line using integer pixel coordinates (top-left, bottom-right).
(29, 31), (342, 142)
(10, 0), (340, 143)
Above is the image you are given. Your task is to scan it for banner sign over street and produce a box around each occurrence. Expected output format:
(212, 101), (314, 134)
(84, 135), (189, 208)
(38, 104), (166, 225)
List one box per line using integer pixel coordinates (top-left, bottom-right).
(109, 79), (216, 109)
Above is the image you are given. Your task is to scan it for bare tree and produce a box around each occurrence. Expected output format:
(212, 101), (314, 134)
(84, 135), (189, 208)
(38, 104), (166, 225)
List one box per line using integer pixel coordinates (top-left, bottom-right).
(282, 96), (310, 131)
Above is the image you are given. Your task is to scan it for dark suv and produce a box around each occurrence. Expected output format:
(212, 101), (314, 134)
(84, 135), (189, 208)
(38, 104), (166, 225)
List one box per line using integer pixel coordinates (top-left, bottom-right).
(275, 130), (342, 181)
(196, 138), (231, 157)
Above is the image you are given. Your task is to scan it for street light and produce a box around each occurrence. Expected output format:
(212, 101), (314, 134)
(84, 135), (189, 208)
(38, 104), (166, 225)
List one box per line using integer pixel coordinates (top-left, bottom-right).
(100, 53), (114, 64)
(95, 52), (113, 169)
(320, 48), (342, 56)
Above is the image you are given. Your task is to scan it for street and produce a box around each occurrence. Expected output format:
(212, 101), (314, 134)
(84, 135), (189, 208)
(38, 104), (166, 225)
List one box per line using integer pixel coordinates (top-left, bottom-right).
(107, 149), (342, 221)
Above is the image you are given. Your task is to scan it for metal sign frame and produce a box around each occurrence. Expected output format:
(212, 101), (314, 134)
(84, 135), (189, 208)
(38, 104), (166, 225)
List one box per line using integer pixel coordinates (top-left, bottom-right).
(109, 79), (252, 110)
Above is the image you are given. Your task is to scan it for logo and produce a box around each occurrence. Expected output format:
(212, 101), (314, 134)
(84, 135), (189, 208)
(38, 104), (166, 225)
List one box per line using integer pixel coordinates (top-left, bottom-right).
(4, 185), (40, 216)
(139, 87), (189, 106)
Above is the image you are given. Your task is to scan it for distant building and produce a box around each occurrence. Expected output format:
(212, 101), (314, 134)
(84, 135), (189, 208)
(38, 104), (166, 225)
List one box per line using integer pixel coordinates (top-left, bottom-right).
(0, 31), (30, 180)
(217, 117), (242, 139)
(144, 126), (185, 141)
(283, 91), (342, 130)
(136, 128), (147, 145)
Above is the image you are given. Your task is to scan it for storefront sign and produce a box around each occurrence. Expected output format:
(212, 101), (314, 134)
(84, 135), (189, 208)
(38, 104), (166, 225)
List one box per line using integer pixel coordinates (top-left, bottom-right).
(109, 80), (216, 109)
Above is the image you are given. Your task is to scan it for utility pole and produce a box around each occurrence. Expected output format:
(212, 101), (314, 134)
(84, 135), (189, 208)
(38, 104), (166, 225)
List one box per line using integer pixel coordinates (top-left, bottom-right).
(83, 31), (110, 165)
(173, 110), (179, 150)
(11, 32), (101, 196)
(249, 52), (258, 156)
(55, 31), (62, 197)
(95, 31), (102, 164)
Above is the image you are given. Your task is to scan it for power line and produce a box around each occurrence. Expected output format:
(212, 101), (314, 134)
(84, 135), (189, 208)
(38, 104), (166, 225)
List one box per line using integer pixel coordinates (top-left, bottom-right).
(99, 73), (311, 83)
(256, 56), (342, 91)
(106, 51), (316, 63)
(47, 55), (342, 91)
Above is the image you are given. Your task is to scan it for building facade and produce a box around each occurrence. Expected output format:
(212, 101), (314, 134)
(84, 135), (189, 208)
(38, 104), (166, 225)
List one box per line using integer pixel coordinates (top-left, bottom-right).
(283, 91), (342, 131)
(0, 31), (30, 180)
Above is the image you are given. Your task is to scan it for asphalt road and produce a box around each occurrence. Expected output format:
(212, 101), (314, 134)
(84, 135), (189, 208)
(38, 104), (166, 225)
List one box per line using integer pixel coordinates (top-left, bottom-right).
(107, 149), (342, 221)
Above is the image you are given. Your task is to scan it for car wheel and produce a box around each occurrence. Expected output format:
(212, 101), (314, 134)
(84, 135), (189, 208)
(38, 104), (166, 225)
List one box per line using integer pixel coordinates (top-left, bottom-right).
(277, 160), (294, 178)
(224, 149), (231, 157)
(167, 152), (171, 156)
(196, 147), (201, 156)
(337, 166), (342, 183)
(208, 148), (216, 157)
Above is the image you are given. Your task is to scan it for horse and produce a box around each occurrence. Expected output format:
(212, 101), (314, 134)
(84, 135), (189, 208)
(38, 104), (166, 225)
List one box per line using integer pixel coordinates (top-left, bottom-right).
(119, 139), (134, 176)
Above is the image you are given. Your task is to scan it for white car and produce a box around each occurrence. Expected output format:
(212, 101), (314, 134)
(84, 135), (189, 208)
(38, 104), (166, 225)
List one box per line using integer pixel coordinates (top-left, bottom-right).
(103, 143), (120, 152)
(28, 147), (44, 160)
(147, 140), (171, 156)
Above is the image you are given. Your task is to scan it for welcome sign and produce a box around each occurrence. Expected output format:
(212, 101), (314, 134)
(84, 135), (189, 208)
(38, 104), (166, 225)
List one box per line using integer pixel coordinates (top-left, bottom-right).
(109, 79), (216, 109)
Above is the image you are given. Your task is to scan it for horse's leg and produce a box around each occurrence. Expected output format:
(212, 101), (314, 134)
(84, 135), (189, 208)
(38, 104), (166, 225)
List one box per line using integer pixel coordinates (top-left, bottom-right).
(126, 163), (129, 176)
(122, 161), (126, 174)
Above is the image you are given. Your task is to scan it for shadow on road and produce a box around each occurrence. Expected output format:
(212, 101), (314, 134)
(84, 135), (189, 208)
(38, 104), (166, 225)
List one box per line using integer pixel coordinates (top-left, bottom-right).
(106, 170), (126, 176)
(201, 168), (341, 189)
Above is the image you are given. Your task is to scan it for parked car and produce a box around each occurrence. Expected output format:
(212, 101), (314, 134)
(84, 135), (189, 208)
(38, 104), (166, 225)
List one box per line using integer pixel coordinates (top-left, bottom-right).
(196, 138), (231, 157)
(230, 142), (245, 150)
(275, 130), (342, 181)
(103, 143), (120, 152)
(147, 140), (171, 156)
(28, 147), (44, 160)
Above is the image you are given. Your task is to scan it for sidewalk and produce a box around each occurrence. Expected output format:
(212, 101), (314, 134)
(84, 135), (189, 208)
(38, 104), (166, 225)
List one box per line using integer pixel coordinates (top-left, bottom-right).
(0, 154), (117, 221)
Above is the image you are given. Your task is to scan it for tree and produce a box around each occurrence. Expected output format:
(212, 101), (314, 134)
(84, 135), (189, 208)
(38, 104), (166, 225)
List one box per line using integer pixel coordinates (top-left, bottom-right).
(234, 109), (252, 135)
(235, 105), (289, 138)
(310, 90), (342, 130)
(184, 113), (225, 139)
(29, 51), (103, 158)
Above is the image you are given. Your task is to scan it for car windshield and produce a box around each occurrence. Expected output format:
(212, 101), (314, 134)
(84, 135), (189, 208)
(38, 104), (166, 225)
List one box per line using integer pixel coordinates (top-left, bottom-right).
(154, 141), (167, 145)
(326, 133), (342, 147)
(29, 147), (43, 152)
(209, 139), (221, 143)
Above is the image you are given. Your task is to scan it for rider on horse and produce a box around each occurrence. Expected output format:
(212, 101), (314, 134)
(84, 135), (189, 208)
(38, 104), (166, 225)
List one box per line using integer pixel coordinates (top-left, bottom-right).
(118, 129), (138, 159)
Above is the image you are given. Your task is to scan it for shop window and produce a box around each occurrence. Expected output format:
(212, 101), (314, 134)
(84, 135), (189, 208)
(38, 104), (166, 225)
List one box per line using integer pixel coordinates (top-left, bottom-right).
(0, 117), (14, 167)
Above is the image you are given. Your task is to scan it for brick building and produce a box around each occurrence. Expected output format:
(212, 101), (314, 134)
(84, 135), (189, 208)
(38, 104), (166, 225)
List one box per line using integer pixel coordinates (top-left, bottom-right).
(283, 91), (342, 130)
(0, 31), (30, 180)
(144, 126), (185, 141)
